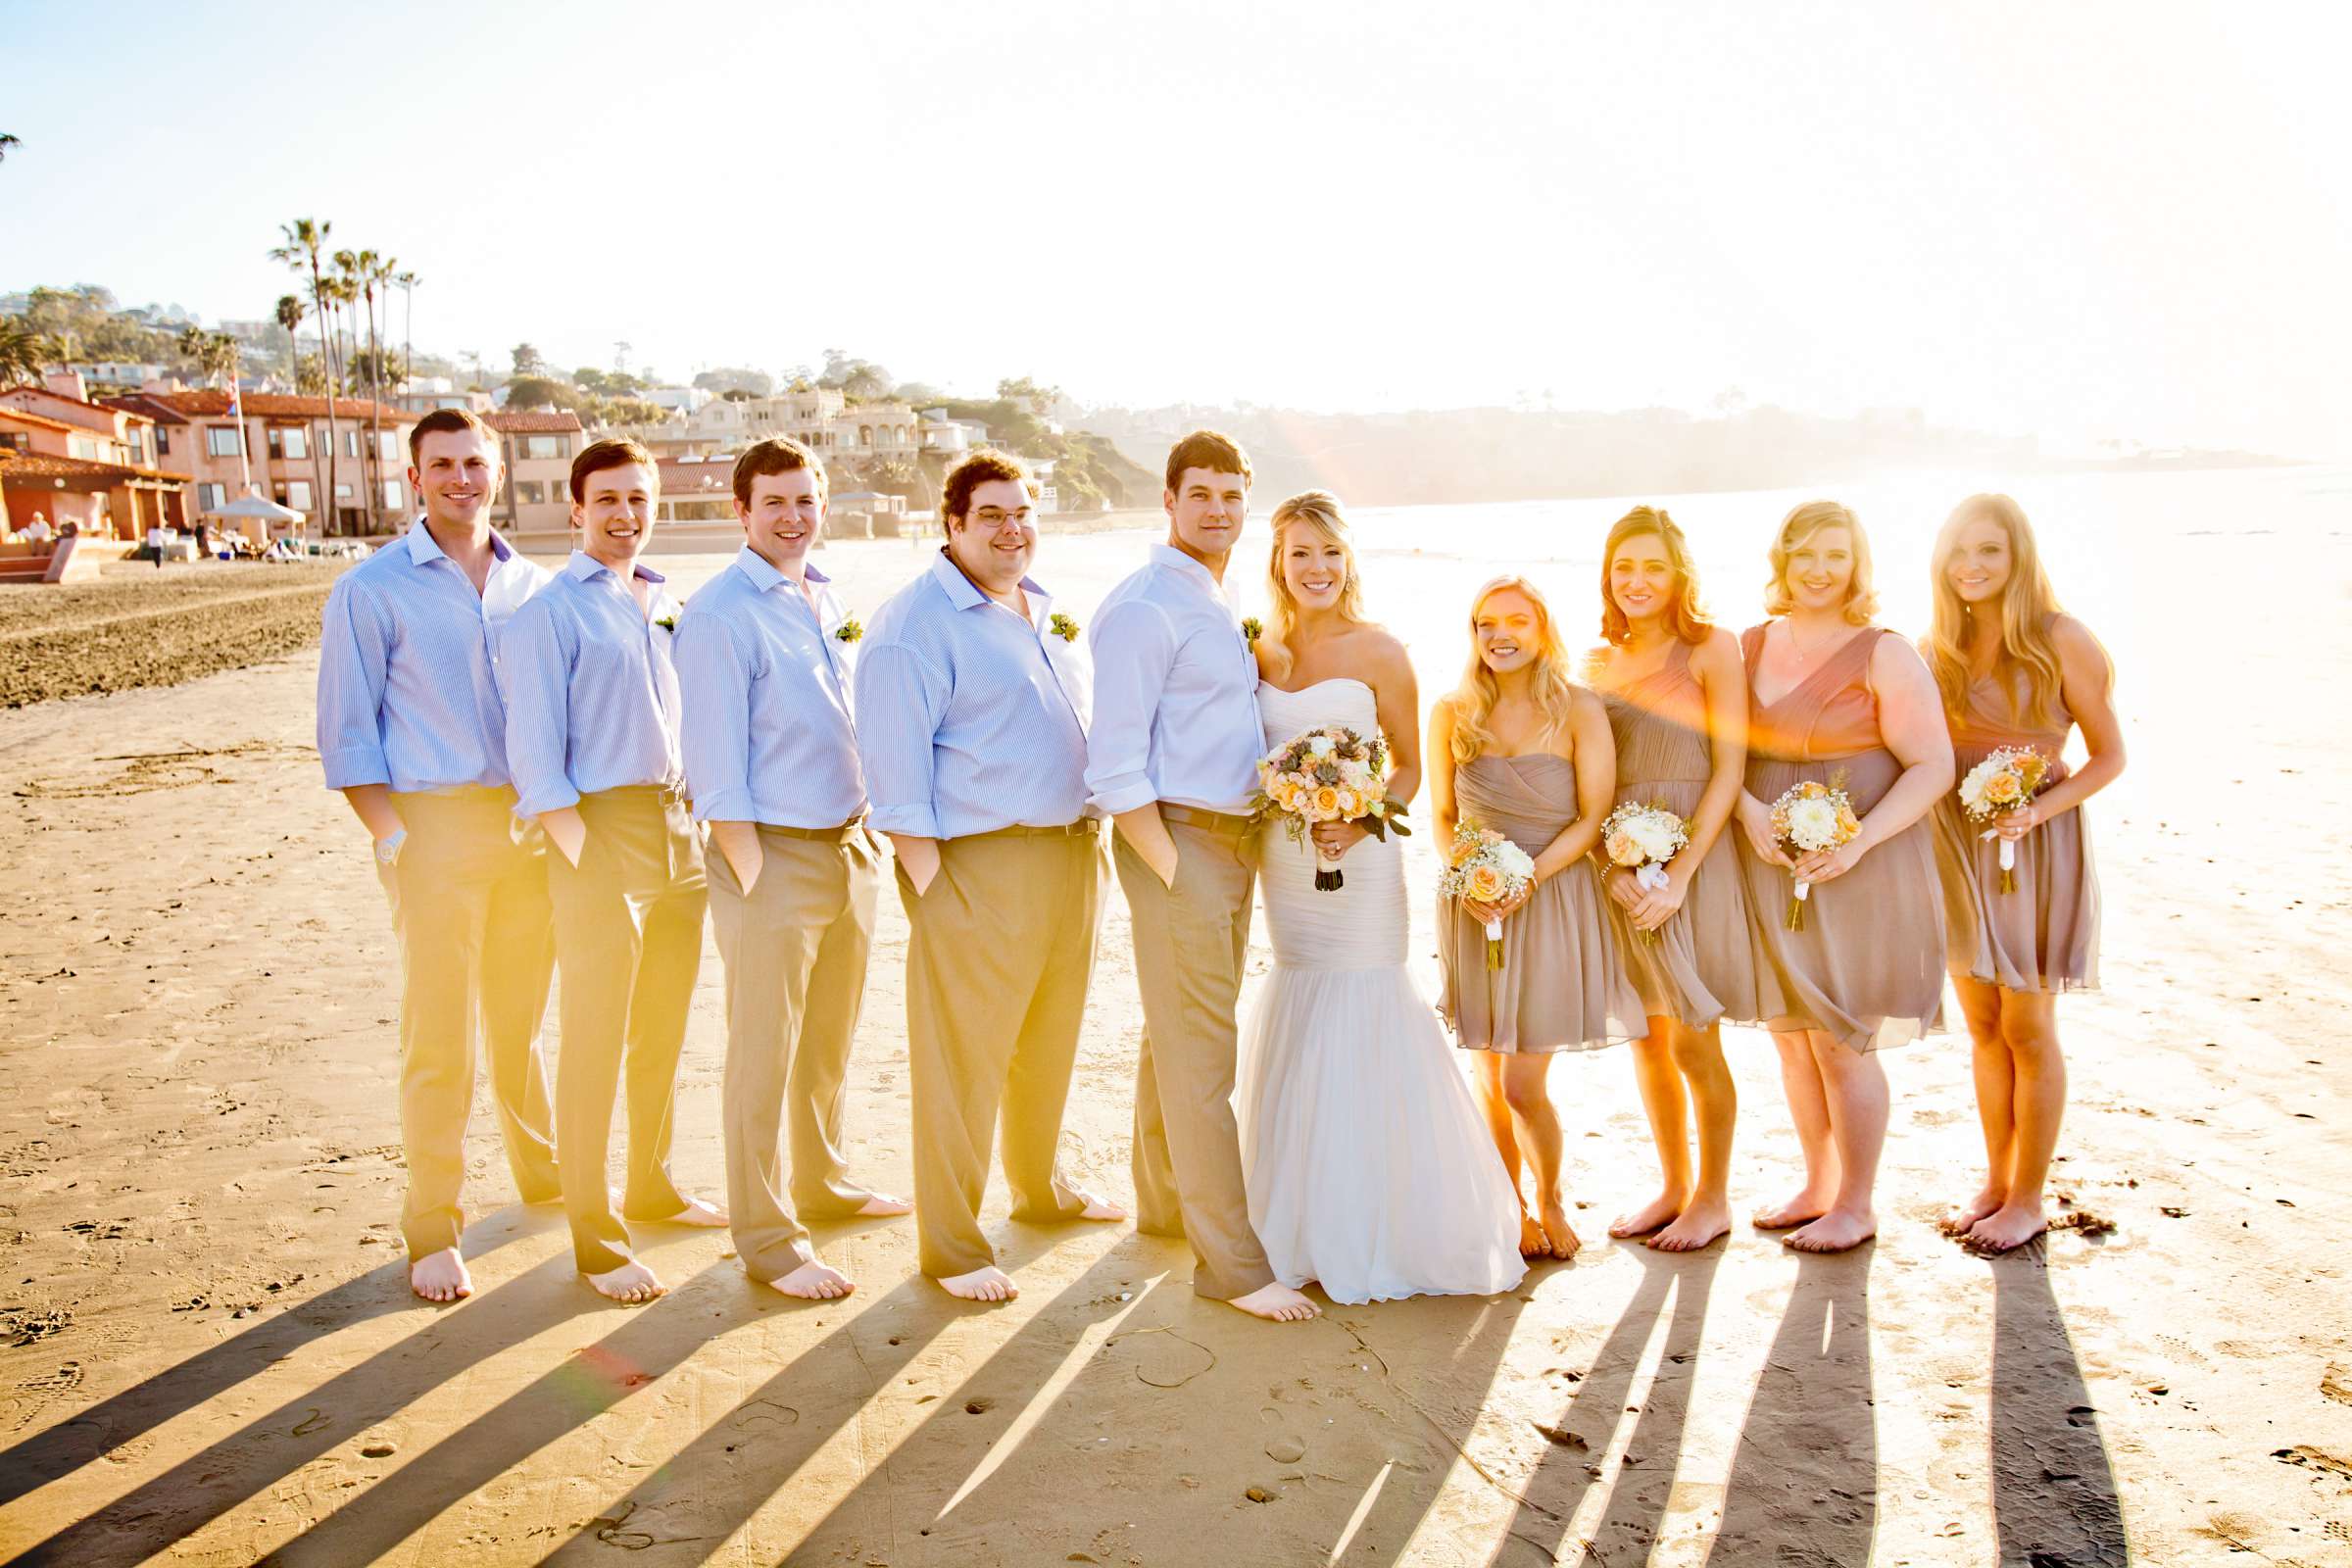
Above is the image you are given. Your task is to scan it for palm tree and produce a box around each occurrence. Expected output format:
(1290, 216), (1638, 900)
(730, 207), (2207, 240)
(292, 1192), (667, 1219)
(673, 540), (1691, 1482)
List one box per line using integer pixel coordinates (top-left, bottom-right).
(273, 294), (307, 380)
(0, 133), (20, 164)
(270, 219), (339, 533)
(395, 270), (418, 393)
(350, 248), (388, 532)
(0, 318), (49, 384)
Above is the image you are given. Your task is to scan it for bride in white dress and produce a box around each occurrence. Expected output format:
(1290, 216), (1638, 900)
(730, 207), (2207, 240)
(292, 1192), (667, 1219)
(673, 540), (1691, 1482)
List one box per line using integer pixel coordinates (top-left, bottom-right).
(1236, 492), (1527, 1304)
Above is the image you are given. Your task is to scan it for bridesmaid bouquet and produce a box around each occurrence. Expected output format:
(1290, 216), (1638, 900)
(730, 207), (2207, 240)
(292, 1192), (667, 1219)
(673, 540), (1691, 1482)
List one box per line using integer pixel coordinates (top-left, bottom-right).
(1253, 724), (1407, 891)
(1768, 776), (1861, 931)
(1440, 823), (1537, 969)
(1601, 802), (1691, 941)
(1958, 745), (2051, 894)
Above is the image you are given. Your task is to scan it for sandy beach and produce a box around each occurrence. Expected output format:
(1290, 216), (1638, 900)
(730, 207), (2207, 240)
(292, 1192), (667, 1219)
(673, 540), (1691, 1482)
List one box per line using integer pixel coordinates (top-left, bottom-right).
(2, 490), (2349, 1565)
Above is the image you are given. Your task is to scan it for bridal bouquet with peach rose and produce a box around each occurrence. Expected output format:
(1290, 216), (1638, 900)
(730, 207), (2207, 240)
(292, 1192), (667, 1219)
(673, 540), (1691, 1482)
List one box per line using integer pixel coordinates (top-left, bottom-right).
(1958, 745), (2051, 894)
(1440, 822), (1538, 969)
(1601, 800), (1690, 941)
(1768, 774), (1861, 931)
(1252, 724), (1408, 891)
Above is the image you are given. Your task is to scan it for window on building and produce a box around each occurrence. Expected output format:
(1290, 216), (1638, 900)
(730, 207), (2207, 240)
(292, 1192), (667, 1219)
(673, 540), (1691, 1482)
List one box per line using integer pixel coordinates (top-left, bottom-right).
(206, 425), (243, 458)
(155, 427), (171, 453)
(288, 481), (313, 511)
(71, 436), (100, 460)
(859, 426), (872, 446)
(380, 432), (400, 463)
(383, 478), (404, 511)
(123, 434), (145, 463)
(516, 480), (544, 505)
(335, 483), (353, 500)
(283, 426), (309, 460)
(198, 482), (227, 511)
(0, 431), (24, 453)
(524, 434), (564, 461)
(345, 430), (360, 457)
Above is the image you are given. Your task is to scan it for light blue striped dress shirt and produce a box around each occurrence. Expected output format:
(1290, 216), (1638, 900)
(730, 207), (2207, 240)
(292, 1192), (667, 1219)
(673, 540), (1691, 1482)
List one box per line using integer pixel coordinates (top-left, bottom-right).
(854, 549), (1093, 839)
(674, 546), (865, 828)
(498, 551), (684, 817)
(1086, 543), (1263, 815)
(316, 523), (552, 793)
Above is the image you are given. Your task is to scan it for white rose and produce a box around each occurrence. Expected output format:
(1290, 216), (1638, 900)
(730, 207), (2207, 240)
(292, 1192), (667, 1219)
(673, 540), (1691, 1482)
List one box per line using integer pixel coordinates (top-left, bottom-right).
(1785, 797), (1840, 850)
(1494, 843), (1537, 880)
(1307, 735), (1335, 758)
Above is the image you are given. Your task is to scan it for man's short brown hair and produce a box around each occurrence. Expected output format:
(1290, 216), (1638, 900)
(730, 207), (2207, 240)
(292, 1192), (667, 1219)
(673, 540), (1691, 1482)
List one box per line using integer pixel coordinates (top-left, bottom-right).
(568, 436), (659, 504)
(940, 449), (1036, 533)
(732, 437), (827, 510)
(1163, 429), (1251, 494)
(407, 407), (498, 468)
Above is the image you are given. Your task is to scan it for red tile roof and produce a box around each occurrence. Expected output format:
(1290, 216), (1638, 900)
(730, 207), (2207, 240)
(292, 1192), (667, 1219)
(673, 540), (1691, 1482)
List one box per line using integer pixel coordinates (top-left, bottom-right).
(135, 389), (415, 423)
(0, 452), (191, 487)
(485, 410), (584, 434)
(0, 406), (82, 435)
(657, 458), (735, 497)
(98, 392), (189, 425)
(1, 385), (150, 430)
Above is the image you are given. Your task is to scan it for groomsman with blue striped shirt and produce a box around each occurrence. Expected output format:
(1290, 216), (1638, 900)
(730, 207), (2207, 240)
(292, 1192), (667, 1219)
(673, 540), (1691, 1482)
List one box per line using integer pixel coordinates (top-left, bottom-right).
(502, 437), (725, 1304)
(1089, 430), (1319, 1322)
(855, 450), (1125, 1302)
(316, 407), (561, 1304)
(674, 438), (910, 1303)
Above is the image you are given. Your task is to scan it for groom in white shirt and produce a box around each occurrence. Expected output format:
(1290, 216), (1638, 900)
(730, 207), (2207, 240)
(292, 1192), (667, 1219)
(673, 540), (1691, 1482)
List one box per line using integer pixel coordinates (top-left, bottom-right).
(1087, 430), (1318, 1323)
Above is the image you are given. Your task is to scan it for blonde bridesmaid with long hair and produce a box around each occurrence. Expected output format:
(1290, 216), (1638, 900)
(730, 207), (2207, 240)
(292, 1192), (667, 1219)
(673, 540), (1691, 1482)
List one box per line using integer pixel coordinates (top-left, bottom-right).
(1925, 494), (2124, 1252)
(1431, 576), (1641, 1260)
(1586, 508), (1766, 1251)
(1734, 501), (1953, 1253)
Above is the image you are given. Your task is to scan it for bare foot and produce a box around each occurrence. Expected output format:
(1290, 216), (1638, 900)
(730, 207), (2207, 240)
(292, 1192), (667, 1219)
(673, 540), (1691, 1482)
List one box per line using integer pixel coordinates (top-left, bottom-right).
(1516, 1209), (1551, 1257)
(648, 1195), (728, 1228)
(1649, 1197), (1733, 1252)
(1784, 1207), (1876, 1253)
(1752, 1188), (1837, 1231)
(760, 1258), (855, 1299)
(1074, 1189), (1128, 1222)
(1607, 1190), (1685, 1240)
(940, 1265), (1017, 1302)
(1939, 1185), (2007, 1237)
(1962, 1201), (2049, 1254)
(587, 1258), (666, 1303)
(1538, 1199), (1582, 1260)
(854, 1191), (913, 1217)
(410, 1248), (472, 1303)
(1229, 1282), (1319, 1322)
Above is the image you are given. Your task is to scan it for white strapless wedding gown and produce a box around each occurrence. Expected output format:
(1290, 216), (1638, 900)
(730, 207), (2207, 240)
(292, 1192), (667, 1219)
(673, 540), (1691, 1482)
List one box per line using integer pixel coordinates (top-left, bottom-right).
(1237, 678), (1527, 1304)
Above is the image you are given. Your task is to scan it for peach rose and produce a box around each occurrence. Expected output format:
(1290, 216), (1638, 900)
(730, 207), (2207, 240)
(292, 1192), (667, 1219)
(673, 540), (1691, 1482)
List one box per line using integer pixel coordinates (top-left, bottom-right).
(1310, 785), (1343, 818)
(1466, 864), (1507, 902)
(1984, 771), (2023, 806)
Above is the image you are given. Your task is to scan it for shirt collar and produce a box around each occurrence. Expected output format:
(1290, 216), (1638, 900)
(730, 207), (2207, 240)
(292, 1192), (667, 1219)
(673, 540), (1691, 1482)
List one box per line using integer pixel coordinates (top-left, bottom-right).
(733, 544), (829, 595)
(928, 547), (1046, 615)
(405, 521), (514, 568)
(565, 548), (665, 585)
(1150, 542), (1227, 599)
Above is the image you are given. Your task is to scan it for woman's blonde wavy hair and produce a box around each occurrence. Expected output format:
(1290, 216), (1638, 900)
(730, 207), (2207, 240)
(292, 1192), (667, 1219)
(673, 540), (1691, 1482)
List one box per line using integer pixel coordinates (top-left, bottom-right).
(1764, 500), (1879, 624)
(1925, 493), (2071, 731)
(1258, 489), (1369, 682)
(1599, 505), (1713, 647)
(1447, 575), (1580, 763)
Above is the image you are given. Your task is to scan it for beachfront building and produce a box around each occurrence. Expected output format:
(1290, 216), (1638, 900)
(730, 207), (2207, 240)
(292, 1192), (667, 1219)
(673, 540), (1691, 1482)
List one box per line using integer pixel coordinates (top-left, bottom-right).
(0, 404), (192, 540)
(2, 374), (162, 467)
(484, 409), (585, 535)
(105, 389), (416, 536)
(623, 387), (925, 465)
(654, 456), (736, 523)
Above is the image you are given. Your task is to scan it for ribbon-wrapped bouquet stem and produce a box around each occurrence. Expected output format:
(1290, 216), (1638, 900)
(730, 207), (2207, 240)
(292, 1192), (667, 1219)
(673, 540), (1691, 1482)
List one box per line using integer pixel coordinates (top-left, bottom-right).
(1441, 823), (1536, 968)
(1767, 774), (1860, 931)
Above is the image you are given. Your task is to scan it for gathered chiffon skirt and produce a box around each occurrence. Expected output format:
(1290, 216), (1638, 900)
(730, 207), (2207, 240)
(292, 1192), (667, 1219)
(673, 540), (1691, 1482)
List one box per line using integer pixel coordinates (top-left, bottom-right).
(1737, 749), (1946, 1052)
(1599, 777), (1775, 1029)
(1931, 783), (2101, 993)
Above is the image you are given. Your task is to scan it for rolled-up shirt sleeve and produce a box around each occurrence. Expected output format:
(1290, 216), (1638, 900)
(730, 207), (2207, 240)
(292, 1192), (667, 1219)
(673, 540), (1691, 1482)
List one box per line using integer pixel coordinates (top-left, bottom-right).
(675, 610), (756, 824)
(499, 598), (578, 817)
(854, 641), (948, 839)
(1084, 598), (1175, 814)
(316, 577), (393, 790)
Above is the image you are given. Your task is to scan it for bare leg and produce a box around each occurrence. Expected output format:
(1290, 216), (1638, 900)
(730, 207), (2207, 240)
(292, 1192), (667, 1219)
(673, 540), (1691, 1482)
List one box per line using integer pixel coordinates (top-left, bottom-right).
(1787, 1032), (1886, 1252)
(1474, 1051), (1545, 1255)
(1610, 1019), (1690, 1240)
(1651, 1022), (1736, 1251)
(1502, 1054), (1576, 1259)
(1943, 975), (2013, 1234)
(1966, 990), (2064, 1252)
(1753, 1027), (1839, 1228)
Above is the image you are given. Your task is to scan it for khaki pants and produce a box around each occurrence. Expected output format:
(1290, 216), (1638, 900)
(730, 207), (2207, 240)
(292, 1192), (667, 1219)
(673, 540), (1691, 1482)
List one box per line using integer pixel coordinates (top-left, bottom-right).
(547, 786), (708, 1274)
(379, 788), (560, 1262)
(708, 821), (880, 1282)
(900, 826), (1103, 1278)
(1114, 818), (1275, 1300)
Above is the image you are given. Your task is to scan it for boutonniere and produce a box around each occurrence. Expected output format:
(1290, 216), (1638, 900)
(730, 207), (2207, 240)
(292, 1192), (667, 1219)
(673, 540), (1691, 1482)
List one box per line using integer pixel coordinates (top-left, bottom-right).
(835, 618), (863, 643)
(654, 612), (678, 633)
(1048, 612), (1081, 643)
(1242, 616), (1263, 644)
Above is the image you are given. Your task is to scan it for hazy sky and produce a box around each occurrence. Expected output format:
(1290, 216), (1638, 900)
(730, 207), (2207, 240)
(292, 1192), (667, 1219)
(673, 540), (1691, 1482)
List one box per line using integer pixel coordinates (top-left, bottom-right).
(3, 2), (2346, 456)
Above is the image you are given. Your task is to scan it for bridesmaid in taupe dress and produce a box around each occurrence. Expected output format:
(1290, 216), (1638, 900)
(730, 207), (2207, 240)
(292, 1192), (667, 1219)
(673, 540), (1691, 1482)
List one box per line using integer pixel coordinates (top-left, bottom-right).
(1431, 576), (1639, 1261)
(1924, 494), (2124, 1252)
(1734, 501), (1954, 1253)
(1586, 507), (1767, 1252)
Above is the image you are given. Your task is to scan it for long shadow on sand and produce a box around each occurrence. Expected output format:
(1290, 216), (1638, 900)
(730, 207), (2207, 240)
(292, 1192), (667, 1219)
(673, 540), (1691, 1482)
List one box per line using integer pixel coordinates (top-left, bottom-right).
(1988, 1240), (2127, 1566)
(7, 1230), (578, 1568)
(1705, 1248), (1876, 1566)
(264, 1223), (1069, 1564)
(1487, 1243), (1720, 1566)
